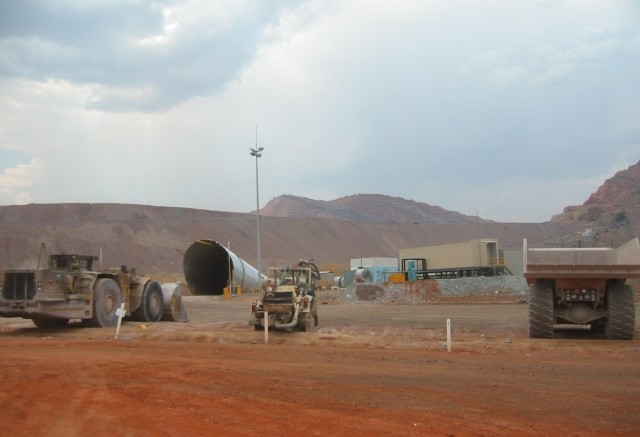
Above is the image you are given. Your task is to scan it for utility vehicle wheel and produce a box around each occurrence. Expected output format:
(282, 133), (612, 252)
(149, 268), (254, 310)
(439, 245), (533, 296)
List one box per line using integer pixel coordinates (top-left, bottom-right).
(88, 278), (123, 328)
(528, 282), (554, 338)
(254, 324), (263, 331)
(134, 281), (163, 322)
(300, 314), (314, 332)
(312, 301), (319, 327)
(32, 318), (70, 329)
(606, 284), (635, 340)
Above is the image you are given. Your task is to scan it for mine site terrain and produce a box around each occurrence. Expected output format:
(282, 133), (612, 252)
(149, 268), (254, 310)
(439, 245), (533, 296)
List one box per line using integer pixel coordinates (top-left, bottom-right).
(1, 289), (639, 436)
(1, 161), (639, 435)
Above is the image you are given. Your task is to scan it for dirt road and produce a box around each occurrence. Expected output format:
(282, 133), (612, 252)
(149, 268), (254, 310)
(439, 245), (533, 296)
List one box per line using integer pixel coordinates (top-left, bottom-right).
(1, 296), (639, 436)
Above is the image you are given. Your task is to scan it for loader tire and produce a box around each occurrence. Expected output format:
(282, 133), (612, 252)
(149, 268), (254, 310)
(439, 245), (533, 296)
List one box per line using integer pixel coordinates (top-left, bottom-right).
(32, 318), (69, 329)
(88, 278), (122, 328)
(528, 282), (554, 338)
(606, 284), (635, 340)
(134, 281), (163, 323)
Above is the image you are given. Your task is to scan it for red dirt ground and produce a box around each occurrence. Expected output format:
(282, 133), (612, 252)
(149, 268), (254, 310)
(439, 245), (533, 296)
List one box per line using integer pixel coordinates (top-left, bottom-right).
(1, 295), (639, 436)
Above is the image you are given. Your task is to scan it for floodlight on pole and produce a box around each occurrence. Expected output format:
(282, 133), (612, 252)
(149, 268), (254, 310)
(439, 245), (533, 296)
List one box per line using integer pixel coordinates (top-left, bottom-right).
(249, 144), (264, 284)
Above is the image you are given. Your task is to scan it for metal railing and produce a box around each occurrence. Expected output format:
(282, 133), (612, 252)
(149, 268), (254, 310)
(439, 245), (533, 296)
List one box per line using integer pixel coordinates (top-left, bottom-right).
(489, 257), (505, 266)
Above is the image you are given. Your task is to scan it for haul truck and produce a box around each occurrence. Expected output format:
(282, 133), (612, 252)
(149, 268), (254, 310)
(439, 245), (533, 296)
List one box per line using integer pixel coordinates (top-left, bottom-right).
(523, 238), (640, 339)
(0, 253), (187, 328)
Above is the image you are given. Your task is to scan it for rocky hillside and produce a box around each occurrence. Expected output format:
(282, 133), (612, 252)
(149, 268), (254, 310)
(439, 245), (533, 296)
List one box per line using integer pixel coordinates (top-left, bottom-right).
(1, 161), (637, 276)
(259, 194), (491, 224)
(550, 160), (640, 246)
(0, 203), (581, 276)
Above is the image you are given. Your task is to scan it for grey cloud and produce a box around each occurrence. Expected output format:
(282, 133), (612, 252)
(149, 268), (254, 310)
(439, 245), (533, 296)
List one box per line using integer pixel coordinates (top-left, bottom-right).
(0, 1), (162, 47)
(0, 0), (303, 111)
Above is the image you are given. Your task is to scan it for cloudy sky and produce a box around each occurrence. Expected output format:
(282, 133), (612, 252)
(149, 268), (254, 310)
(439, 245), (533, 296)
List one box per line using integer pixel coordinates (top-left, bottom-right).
(1, 0), (638, 222)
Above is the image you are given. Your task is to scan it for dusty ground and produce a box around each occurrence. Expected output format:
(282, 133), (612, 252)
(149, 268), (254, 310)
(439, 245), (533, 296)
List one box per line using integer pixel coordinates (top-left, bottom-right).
(1, 292), (639, 436)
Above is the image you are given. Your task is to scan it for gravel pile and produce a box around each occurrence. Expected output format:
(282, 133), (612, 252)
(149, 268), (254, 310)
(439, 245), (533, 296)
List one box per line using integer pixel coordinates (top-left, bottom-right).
(437, 276), (527, 298)
(335, 276), (528, 304)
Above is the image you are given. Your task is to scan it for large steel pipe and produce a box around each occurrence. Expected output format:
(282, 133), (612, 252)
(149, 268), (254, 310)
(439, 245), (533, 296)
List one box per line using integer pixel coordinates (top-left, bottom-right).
(183, 240), (262, 295)
(160, 282), (189, 322)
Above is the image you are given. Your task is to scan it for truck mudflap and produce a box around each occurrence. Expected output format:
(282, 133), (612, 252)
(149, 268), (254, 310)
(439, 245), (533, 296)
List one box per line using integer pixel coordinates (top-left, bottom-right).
(274, 303), (301, 330)
(160, 282), (188, 322)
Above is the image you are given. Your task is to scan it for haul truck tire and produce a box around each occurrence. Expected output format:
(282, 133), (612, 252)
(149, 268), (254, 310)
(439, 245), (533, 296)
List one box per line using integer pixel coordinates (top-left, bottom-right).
(134, 281), (163, 323)
(88, 278), (123, 328)
(528, 282), (554, 338)
(606, 284), (635, 340)
(32, 318), (70, 329)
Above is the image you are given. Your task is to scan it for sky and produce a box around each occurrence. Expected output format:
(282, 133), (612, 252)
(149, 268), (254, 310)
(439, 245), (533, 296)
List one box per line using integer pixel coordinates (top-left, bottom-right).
(0, 0), (639, 223)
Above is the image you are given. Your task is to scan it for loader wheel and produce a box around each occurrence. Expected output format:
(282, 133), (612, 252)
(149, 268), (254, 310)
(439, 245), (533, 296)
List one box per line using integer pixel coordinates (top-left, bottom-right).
(32, 318), (69, 329)
(606, 284), (635, 340)
(88, 278), (123, 328)
(528, 282), (554, 338)
(134, 281), (163, 323)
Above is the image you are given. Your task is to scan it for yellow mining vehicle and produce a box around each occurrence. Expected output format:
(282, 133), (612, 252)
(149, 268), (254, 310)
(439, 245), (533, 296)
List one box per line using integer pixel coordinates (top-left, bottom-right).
(250, 259), (319, 332)
(0, 252), (187, 328)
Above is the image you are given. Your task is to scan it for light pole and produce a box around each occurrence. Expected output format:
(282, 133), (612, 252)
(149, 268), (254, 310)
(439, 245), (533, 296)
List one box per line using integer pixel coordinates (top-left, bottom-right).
(249, 145), (264, 284)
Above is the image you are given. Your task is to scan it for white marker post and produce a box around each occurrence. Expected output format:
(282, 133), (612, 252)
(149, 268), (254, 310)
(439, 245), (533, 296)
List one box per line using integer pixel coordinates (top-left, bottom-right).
(264, 311), (269, 344)
(114, 303), (126, 339)
(446, 318), (452, 352)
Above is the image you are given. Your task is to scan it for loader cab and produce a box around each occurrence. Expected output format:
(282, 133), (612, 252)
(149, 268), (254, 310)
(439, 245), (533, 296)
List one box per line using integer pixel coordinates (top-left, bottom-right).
(49, 255), (98, 271)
